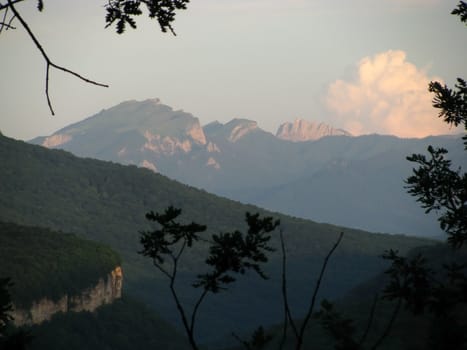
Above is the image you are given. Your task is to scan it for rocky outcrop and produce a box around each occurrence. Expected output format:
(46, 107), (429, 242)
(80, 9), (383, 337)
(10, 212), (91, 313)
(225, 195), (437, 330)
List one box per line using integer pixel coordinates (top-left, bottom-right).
(187, 123), (207, 145)
(41, 134), (72, 148)
(206, 157), (220, 169)
(276, 119), (351, 142)
(140, 159), (158, 172)
(226, 119), (258, 142)
(12, 267), (123, 326)
(142, 131), (193, 155)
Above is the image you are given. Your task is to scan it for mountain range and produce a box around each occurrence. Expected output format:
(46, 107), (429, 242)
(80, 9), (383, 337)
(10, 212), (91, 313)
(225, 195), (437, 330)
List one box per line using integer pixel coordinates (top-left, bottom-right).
(31, 98), (467, 238)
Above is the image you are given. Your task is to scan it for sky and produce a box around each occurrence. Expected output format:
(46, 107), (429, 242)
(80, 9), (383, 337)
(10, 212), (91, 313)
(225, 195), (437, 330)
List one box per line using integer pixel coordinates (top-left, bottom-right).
(1, 0), (466, 140)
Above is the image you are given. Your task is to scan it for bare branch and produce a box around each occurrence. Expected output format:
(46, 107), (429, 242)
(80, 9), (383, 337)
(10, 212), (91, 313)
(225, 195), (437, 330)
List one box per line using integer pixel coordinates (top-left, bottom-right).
(190, 288), (209, 337)
(151, 259), (172, 279)
(279, 228), (299, 349)
(232, 332), (252, 350)
(167, 244), (200, 350)
(296, 231), (344, 350)
(358, 293), (379, 346)
(0, 0), (25, 11)
(0, 6), (16, 33)
(7, 0), (108, 115)
(0, 20), (15, 30)
(370, 298), (402, 350)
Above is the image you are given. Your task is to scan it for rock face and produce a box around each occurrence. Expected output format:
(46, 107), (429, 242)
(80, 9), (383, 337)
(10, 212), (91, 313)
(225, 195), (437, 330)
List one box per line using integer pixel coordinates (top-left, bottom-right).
(12, 266), (123, 326)
(226, 119), (258, 142)
(31, 98), (208, 159)
(276, 119), (351, 141)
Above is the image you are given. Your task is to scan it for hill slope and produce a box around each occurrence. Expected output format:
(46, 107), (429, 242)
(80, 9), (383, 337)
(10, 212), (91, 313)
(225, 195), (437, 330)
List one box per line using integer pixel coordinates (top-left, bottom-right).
(0, 133), (433, 343)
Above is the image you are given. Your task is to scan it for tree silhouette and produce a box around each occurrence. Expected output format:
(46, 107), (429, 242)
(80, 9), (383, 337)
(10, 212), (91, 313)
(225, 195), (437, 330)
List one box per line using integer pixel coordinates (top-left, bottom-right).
(0, 0), (190, 114)
(139, 206), (279, 350)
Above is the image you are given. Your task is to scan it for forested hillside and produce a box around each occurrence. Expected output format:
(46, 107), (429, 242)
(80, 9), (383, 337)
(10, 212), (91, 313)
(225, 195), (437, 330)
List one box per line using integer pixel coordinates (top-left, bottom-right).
(0, 133), (434, 342)
(0, 221), (121, 308)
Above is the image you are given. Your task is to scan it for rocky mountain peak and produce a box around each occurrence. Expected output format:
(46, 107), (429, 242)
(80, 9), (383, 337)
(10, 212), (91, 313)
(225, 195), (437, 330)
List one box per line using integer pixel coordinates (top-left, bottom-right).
(276, 119), (351, 142)
(225, 119), (258, 142)
(34, 99), (208, 157)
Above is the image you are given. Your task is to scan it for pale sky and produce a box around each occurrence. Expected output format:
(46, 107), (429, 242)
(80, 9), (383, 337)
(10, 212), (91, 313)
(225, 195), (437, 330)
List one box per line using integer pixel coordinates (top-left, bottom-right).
(1, 0), (466, 140)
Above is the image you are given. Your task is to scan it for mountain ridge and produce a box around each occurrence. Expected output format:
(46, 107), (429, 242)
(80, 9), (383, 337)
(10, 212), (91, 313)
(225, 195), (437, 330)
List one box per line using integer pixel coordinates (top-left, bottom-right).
(29, 98), (466, 238)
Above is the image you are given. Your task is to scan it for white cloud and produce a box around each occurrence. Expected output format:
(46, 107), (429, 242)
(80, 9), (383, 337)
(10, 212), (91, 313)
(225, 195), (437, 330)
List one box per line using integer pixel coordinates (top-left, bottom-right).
(324, 50), (454, 138)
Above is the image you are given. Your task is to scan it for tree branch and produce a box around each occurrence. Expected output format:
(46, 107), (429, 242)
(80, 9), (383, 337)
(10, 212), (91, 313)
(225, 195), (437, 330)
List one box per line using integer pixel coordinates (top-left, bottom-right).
(358, 293), (379, 346)
(279, 228), (299, 349)
(190, 288), (209, 337)
(7, 0), (108, 115)
(296, 231), (344, 350)
(370, 298), (402, 350)
(167, 247), (200, 350)
(0, 6), (15, 33)
(0, 21), (15, 30)
(0, 0), (25, 11)
(151, 259), (172, 279)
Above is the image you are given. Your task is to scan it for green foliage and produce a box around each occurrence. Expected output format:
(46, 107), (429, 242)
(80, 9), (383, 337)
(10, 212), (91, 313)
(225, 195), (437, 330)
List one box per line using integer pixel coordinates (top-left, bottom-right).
(105, 0), (190, 34)
(0, 222), (121, 307)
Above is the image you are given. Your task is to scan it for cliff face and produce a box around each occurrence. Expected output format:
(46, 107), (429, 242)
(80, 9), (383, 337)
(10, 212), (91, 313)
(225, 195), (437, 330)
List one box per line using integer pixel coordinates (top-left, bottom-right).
(12, 267), (123, 326)
(276, 119), (351, 141)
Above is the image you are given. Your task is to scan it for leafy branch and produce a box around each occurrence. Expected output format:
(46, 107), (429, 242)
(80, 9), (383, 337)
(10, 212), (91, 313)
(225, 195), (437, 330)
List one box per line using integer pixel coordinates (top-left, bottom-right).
(139, 206), (279, 350)
(105, 0), (190, 35)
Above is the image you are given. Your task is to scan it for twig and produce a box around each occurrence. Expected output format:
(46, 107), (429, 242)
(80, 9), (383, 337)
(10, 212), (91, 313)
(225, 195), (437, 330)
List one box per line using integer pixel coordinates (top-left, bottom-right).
(0, 21), (15, 30)
(232, 332), (252, 350)
(370, 298), (402, 350)
(296, 231), (344, 350)
(190, 288), (208, 337)
(0, 6), (15, 33)
(0, 0), (24, 11)
(167, 242), (200, 350)
(7, 0), (108, 115)
(279, 228), (299, 349)
(358, 293), (379, 346)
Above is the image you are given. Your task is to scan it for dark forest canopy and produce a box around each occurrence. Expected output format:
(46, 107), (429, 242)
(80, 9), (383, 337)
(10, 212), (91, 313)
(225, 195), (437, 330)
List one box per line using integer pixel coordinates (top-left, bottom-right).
(0, 221), (121, 307)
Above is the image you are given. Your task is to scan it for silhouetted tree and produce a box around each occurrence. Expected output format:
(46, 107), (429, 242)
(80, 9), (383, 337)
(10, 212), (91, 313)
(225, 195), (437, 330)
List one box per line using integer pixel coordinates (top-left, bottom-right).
(139, 206), (279, 350)
(0, 0), (190, 114)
